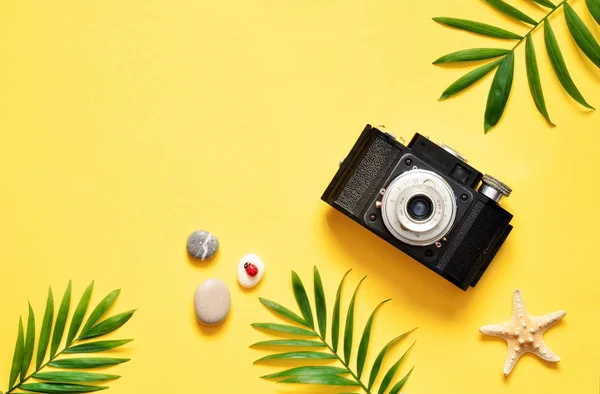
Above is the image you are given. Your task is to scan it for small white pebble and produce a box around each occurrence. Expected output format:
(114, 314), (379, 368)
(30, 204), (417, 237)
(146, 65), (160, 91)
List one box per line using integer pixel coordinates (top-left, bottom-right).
(237, 254), (265, 288)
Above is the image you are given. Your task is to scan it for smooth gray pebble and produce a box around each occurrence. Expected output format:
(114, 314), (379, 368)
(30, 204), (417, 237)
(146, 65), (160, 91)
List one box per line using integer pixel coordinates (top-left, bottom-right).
(187, 230), (219, 260)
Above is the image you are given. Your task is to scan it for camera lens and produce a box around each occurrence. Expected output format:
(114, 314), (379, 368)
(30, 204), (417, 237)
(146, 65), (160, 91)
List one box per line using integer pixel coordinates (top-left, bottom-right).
(407, 195), (433, 221)
(382, 168), (457, 246)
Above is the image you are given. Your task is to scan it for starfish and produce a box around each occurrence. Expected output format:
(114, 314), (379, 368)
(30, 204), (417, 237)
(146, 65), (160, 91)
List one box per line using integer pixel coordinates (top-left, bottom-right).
(480, 289), (566, 376)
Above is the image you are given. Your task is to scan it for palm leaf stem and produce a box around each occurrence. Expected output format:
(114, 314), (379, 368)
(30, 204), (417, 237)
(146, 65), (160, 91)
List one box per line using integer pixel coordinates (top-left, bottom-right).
(313, 330), (372, 394)
(510, 0), (569, 51)
(7, 335), (82, 393)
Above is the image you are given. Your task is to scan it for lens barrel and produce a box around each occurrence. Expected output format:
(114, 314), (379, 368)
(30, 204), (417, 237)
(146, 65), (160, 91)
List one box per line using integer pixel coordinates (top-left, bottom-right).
(381, 168), (457, 246)
(407, 195), (433, 221)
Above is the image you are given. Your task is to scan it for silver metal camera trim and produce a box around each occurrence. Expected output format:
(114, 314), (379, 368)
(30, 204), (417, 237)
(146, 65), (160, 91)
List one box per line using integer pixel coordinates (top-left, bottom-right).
(381, 169), (457, 246)
(439, 143), (468, 163)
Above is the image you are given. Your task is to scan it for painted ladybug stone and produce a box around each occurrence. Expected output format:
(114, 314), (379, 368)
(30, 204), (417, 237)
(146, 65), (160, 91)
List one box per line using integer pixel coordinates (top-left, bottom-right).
(237, 254), (265, 288)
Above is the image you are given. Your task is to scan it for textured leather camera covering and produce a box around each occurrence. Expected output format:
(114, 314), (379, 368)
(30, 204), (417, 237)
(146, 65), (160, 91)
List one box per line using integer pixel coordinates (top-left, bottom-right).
(438, 201), (511, 288)
(335, 136), (399, 217)
(436, 201), (485, 273)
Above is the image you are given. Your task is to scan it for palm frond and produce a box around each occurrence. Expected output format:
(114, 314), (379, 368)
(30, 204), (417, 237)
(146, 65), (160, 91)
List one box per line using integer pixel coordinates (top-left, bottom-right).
(587, 0), (600, 24)
(433, 48), (511, 64)
(484, 52), (515, 133)
(434, 0), (599, 132)
(3, 282), (134, 394)
(433, 17), (522, 39)
(526, 35), (555, 125)
(564, 2), (600, 67)
(544, 20), (595, 109)
(533, 0), (557, 9)
(51, 281), (72, 358)
(36, 288), (54, 370)
(485, 0), (538, 25)
(252, 267), (416, 393)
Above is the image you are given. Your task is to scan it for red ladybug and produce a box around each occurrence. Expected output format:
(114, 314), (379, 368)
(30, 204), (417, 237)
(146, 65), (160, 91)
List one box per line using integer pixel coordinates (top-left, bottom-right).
(244, 262), (258, 277)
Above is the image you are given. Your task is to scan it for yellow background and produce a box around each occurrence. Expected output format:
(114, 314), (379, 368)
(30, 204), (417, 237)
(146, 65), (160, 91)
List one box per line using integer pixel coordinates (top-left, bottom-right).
(1, 0), (599, 393)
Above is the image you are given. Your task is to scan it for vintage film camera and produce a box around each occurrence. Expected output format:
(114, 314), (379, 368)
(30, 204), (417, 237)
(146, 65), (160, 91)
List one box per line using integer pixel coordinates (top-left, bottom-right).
(321, 125), (513, 290)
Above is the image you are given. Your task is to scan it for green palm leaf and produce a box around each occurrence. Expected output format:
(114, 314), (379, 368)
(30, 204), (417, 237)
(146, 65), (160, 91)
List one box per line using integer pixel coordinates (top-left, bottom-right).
(20, 382), (108, 393)
(79, 310), (136, 340)
(21, 303), (36, 380)
(251, 323), (317, 336)
(65, 281), (91, 345)
(48, 358), (129, 369)
(33, 372), (120, 383)
(564, 2), (600, 68)
(356, 299), (391, 379)
(389, 367), (414, 394)
(279, 375), (360, 386)
(258, 298), (307, 326)
(343, 276), (367, 365)
(251, 339), (326, 347)
(587, 0), (600, 24)
(439, 58), (503, 100)
(484, 0), (537, 24)
(533, 0), (556, 9)
(8, 317), (25, 389)
(51, 281), (72, 358)
(63, 340), (133, 354)
(291, 271), (314, 328)
(367, 329), (415, 390)
(544, 20), (594, 109)
(433, 17), (522, 39)
(254, 351), (337, 362)
(252, 268), (416, 393)
(36, 289), (54, 369)
(484, 51), (514, 133)
(526, 35), (554, 125)
(262, 366), (349, 379)
(313, 266), (327, 339)
(377, 341), (415, 394)
(81, 289), (120, 334)
(332, 269), (351, 353)
(433, 48), (510, 64)
(3, 282), (134, 394)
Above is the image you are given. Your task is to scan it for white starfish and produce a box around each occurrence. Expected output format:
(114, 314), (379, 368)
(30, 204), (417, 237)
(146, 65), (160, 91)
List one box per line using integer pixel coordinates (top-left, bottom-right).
(480, 289), (566, 376)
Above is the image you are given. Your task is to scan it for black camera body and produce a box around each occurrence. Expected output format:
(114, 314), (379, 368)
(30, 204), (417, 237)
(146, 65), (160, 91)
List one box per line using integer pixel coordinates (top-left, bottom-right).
(321, 125), (513, 290)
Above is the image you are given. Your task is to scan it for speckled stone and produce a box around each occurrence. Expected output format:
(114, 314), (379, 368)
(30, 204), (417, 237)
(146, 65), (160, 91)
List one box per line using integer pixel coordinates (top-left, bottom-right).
(194, 278), (231, 325)
(187, 230), (219, 260)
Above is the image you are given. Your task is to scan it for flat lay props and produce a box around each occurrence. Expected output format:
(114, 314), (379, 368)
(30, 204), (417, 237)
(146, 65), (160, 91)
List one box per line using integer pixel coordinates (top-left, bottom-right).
(252, 267), (416, 393)
(2, 282), (134, 394)
(434, 0), (600, 132)
(1, 0), (599, 392)
(480, 289), (565, 376)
